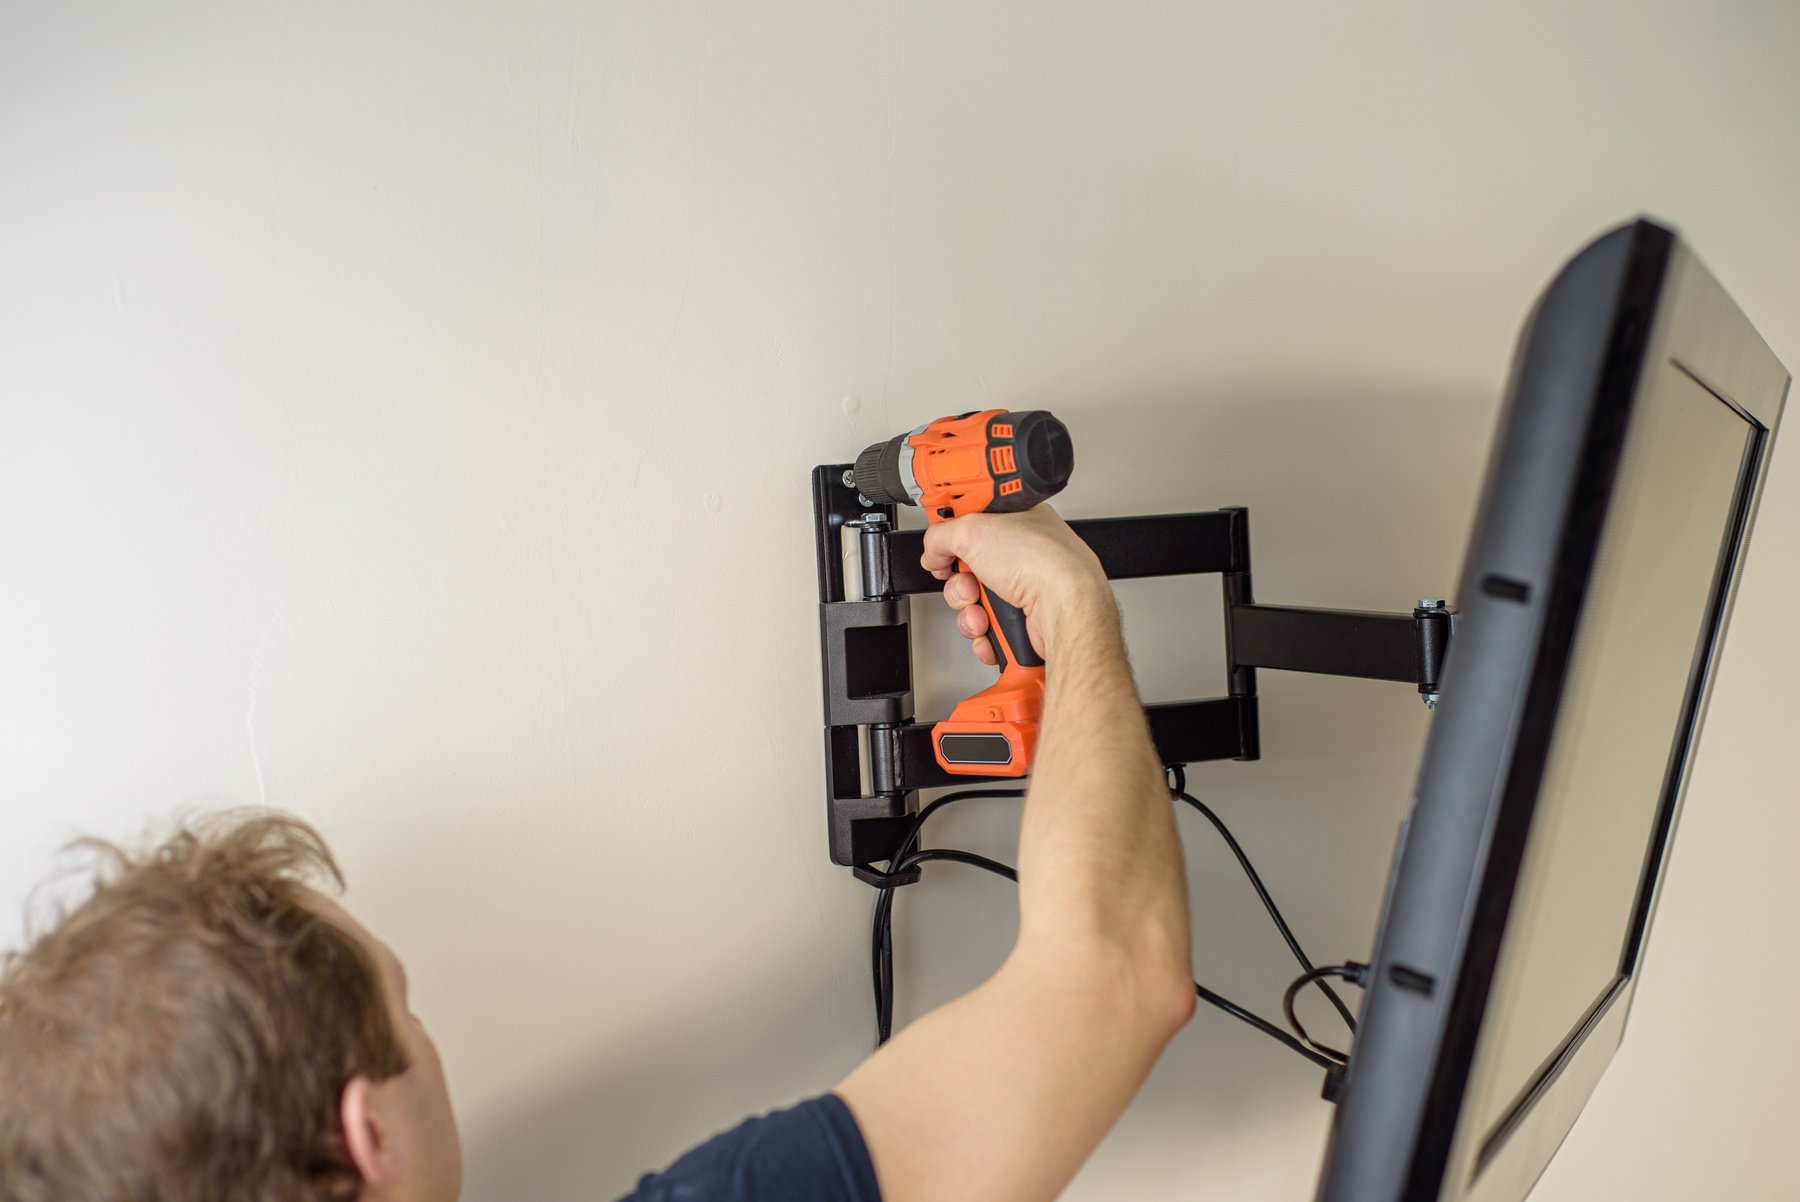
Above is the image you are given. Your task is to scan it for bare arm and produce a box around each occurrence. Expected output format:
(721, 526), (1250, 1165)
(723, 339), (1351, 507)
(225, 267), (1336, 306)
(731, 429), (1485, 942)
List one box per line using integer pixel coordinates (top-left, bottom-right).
(836, 506), (1195, 1202)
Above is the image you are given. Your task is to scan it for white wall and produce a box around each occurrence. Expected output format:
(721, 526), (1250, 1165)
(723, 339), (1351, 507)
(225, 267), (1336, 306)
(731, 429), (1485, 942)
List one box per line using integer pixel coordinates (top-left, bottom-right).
(3, 3), (1795, 1199)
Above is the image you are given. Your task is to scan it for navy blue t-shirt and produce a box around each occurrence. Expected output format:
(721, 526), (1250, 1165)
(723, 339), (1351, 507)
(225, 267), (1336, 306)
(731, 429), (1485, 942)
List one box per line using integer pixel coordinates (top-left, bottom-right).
(615, 1093), (881, 1202)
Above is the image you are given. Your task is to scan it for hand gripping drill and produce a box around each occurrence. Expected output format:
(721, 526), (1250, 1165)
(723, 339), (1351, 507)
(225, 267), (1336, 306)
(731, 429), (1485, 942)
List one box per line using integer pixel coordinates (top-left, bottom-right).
(852, 409), (1074, 777)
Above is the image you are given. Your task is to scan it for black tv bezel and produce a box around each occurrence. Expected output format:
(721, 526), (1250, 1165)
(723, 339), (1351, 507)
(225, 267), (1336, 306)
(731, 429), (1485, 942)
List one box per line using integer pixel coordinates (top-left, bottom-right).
(1316, 218), (1788, 1202)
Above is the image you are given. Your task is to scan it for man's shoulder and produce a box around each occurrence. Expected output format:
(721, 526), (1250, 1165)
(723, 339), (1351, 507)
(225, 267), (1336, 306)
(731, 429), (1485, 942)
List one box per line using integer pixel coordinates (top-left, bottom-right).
(615, 1093), (881, 1202)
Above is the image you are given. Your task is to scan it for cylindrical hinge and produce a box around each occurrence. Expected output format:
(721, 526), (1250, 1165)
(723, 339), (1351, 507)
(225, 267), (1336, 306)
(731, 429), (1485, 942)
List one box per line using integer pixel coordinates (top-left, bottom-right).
(853, 514), (893, 600)
(867, 722), (904, 796)
(1413, 599), (1452, 709)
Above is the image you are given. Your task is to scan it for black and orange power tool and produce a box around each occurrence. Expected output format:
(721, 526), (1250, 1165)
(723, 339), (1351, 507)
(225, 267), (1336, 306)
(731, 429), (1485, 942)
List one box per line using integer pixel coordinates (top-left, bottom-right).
(853, 409), (1075, 777)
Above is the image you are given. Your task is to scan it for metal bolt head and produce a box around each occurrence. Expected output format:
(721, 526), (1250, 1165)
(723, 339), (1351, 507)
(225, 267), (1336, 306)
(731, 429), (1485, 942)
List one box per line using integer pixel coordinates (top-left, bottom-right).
(842, 469), (857, 489)
(1422, 693), (1440, 711)
(1418, 598), (1446, 611)
(857, 493), (873, 508)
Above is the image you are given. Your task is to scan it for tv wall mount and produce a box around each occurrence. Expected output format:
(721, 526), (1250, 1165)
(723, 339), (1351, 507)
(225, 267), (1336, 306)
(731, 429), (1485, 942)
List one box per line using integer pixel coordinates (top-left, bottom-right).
(812, 464), (1454, 877)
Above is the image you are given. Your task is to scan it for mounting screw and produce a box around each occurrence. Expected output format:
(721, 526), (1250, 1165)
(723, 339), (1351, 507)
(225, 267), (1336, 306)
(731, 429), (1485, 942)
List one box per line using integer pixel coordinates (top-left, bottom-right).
(1418, 598), (1446, 611)
(857, 493), (873, 508)
(842, 469), (856, 489)
(1421, 693), (1440, 711)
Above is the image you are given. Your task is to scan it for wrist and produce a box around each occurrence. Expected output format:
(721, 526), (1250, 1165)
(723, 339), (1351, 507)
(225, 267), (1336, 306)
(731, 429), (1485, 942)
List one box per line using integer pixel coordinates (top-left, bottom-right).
(1038, 580), (1120, 658)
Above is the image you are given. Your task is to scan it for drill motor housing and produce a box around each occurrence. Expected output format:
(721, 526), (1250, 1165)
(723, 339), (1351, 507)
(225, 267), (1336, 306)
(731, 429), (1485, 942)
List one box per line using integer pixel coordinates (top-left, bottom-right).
(854, 409), (1074, 518)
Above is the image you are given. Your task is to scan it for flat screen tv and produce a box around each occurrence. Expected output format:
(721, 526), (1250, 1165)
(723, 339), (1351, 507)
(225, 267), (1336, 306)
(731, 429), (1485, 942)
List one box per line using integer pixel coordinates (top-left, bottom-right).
(1315, 218), (1788, 1201)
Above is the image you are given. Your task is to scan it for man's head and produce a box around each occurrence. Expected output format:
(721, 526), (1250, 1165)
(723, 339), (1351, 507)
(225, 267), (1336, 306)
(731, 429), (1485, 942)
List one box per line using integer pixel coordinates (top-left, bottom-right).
(0, 811), (461, 1202)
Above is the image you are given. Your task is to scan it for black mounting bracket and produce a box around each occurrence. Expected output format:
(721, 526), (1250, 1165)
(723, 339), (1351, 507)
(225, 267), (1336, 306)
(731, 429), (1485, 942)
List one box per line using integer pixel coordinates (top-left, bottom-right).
(813, 464), (1453, 870)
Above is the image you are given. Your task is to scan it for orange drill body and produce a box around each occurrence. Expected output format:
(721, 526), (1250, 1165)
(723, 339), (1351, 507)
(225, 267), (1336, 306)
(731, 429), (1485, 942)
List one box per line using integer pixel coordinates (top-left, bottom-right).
(853, 409), (1074, 777)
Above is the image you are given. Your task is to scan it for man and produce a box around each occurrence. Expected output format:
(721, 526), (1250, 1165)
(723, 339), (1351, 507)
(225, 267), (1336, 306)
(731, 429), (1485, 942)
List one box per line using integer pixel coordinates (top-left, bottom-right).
(0, 506), (1195, 1202)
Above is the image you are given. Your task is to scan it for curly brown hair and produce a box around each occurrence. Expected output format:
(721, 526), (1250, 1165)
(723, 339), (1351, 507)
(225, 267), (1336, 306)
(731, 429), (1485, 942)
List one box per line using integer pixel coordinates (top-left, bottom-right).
(0, 811), (409, 1202)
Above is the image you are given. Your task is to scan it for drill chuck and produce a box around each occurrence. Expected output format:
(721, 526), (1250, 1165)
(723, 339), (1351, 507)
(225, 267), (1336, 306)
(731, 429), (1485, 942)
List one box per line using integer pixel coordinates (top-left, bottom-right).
(853, 431), (918, 507)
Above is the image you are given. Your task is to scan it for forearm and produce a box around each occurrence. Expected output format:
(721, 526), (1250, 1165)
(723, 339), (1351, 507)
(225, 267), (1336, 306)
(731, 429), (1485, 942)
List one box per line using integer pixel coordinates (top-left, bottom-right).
(838, 613), (1194, 1202)
(1009, 590), (1193, 1009)
(835, 509), (1195, 1202)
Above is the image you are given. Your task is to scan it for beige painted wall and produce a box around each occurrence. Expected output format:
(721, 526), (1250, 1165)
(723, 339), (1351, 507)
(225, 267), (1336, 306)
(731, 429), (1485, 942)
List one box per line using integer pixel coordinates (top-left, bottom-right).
(2, 3), (1795, 1199)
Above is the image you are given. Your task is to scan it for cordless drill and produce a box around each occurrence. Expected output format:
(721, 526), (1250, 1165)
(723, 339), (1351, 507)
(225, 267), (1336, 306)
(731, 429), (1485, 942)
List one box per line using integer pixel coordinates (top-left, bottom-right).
(853, 409), (1075, 777)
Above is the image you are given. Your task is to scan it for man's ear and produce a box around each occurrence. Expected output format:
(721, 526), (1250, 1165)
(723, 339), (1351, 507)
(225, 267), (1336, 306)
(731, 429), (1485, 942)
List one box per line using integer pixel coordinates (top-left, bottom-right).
(340, 1076), (393, 1189)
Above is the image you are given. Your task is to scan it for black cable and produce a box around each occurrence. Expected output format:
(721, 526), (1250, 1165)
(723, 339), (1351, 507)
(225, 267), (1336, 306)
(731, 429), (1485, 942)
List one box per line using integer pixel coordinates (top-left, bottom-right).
(1167, 766), (1358, 1037)
(902, 789), (1026, 860)
(868, 793), (1339, 1071)
(1281, 963), (1369, 1067)
(895, 847), (1018, 881)
(876, 848), (1017, 1043)
(1197, 982), (1340, 1071)
(1178, 789), (1356, 1031)
(878, 842), (1335, 1070)
(872, 790), (1024, 1045)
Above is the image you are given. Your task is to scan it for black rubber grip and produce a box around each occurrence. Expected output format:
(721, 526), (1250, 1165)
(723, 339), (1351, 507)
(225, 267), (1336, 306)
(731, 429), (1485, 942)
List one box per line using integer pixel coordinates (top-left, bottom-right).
(984, 410), (1074, 513)
(981, 585), (1044, 670)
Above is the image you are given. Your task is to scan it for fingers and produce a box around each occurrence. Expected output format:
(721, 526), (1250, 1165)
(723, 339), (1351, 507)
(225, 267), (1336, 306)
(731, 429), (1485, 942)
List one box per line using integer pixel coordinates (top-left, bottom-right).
(955, 597), (989, 639)
(971, 635), (997, 667)
(921, 514), (982, 580)
(942, 570), (995, 665)
(943, 570), (981, 611)
(947, 573), (991, 644)
(921, 521), (958, 580)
